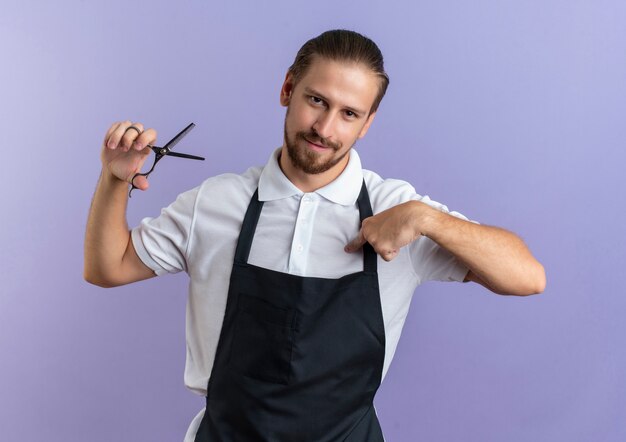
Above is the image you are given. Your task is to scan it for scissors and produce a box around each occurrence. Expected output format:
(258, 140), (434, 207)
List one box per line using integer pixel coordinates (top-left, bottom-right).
(129, 122), (204, 197)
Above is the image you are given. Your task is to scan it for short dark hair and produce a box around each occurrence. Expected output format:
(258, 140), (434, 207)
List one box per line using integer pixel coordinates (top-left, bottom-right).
(288, 29), (390, 114)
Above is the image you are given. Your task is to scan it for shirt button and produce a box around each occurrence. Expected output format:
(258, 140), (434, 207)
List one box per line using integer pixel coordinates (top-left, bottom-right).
(296, 244), (304, 252)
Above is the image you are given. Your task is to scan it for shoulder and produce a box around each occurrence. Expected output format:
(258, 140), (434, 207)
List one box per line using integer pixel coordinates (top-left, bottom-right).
(171, 167), (263, 225)
(362, 169), (420, 212)
(196, 166), (262, 196)
(362, 168), (467, 220)
(193, 166), (262, 205)
(164, 166), (262, 210)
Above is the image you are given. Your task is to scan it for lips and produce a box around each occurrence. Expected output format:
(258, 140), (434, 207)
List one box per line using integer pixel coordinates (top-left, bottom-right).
(296, 130), (340, 152)
(305, 138), (328, 149)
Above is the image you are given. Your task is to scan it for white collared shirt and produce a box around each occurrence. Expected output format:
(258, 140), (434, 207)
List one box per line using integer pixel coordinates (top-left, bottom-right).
(132, 148), (470, 439)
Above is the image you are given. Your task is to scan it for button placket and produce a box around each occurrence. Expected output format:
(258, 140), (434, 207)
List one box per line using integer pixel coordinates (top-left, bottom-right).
(288, 193), (318, 274)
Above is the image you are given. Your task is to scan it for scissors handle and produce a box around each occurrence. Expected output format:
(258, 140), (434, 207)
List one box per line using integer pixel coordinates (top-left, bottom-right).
(128, 171), (151, 198)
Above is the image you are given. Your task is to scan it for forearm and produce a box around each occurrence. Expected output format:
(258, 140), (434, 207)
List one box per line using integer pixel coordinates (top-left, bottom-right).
(84, 170), (132, 286)
(419, 203), (545, 296)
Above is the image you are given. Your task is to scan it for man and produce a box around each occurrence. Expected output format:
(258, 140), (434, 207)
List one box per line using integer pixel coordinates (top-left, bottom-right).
(85, 30), (545, 441)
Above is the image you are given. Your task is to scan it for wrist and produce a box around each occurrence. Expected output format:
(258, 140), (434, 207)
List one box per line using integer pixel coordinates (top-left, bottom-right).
(101, 168), (128, 187)
(410, 200), (440, 238)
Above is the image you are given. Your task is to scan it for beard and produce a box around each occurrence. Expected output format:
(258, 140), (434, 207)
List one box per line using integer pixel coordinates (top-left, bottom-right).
(283, 113), (350, 175)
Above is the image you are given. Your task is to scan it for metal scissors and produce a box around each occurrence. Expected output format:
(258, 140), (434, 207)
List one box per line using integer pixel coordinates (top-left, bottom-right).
(129, 122), (204, 197)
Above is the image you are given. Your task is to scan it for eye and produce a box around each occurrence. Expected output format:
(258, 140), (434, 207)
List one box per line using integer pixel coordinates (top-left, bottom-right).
(309, 95), (324, 105)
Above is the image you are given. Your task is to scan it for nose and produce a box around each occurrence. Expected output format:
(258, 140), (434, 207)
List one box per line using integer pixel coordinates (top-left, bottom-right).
(312, 111), (336, 140)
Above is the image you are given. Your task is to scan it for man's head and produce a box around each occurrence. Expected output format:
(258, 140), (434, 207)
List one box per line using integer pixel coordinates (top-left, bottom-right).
(279, 30), (389, 189)
(287, 30), (389, 115)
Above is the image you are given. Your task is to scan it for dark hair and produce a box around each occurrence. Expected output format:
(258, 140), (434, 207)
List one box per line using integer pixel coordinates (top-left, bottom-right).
(288, 29), (390, 114)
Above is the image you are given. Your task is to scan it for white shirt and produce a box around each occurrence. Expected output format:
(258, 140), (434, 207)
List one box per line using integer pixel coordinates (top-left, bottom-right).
(131, 148), (470, 440)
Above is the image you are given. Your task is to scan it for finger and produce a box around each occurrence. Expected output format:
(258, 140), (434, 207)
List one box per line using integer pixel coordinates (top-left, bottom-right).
(120, 122), (144, 151)
(380, 249), (398, 262)
(129, 173), (150, 191)
(119, 122), (142, 151)
(133, 127), (158, 151)
(107, 120), (133, 151)
(104, 122), (122, 149)
(344, 230), (367, 253)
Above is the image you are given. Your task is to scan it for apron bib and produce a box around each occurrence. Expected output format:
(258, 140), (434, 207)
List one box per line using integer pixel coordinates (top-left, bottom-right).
(195, 181), (386, 441)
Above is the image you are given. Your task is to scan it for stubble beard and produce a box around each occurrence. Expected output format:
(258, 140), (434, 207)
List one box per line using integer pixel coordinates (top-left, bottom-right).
(283, 112), (350, 175)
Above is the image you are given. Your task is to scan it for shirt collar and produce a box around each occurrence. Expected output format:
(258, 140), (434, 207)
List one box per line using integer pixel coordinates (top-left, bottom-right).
(258, 147), (364, 206)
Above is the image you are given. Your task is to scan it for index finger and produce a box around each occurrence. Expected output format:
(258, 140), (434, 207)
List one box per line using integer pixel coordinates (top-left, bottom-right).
(344, 229), (367, 253)
(134, 128), (158, 151)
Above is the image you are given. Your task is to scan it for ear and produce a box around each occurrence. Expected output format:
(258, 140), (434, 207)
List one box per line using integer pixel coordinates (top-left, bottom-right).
(279, 72), (295, 107)
(357, 111), (377, 139)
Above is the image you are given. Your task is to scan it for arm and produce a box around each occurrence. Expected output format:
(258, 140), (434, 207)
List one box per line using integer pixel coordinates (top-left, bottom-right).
(345, 200), (545, 296)
(83, 121), (157, 288)
(423, 208), (545, 295)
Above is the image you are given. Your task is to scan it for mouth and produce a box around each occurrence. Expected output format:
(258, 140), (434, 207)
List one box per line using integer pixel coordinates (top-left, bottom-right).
(304, 137), (331, 152)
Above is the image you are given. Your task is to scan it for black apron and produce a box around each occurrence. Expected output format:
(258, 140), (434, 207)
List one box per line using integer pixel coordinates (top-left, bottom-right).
(195, 181), (386, 441)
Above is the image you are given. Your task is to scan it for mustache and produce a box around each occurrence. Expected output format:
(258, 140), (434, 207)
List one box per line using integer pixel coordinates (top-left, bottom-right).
(297, 130), (341, 151)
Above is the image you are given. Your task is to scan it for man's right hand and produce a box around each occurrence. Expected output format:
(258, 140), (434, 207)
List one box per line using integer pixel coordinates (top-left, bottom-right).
(100, 120), (158, 192)
(84, 120), (159, 287)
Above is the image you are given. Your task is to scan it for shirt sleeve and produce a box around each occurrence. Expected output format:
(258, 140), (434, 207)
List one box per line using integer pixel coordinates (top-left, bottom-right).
(131, 186), (200, 276)
(408, 195), (474, 283)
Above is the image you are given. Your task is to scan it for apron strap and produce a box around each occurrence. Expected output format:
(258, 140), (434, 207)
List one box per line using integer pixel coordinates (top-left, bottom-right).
(356, 180), (377, 274)
(234, 188), (264, 264)
(235, 181), (377, 273)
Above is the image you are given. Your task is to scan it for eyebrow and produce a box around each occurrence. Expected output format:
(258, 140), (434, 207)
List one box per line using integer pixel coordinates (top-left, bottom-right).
(303, 87), (367, 116)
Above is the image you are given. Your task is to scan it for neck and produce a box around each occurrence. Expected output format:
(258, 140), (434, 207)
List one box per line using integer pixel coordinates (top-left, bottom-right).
(278, 146), (349, 193)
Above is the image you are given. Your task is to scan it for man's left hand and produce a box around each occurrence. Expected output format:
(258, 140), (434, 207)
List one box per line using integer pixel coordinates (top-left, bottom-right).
(345, 201), (431, 261)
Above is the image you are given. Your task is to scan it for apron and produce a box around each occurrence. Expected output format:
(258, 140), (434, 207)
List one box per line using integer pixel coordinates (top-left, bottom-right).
(194, 181), (386, 441)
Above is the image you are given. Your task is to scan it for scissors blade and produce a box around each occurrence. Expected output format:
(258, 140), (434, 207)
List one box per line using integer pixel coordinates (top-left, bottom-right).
(166, 151), (205, 161)
(163, 122), (196, 152)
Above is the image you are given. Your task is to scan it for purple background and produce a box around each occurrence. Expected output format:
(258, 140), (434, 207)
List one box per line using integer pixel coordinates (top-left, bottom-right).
(1, 1), (624, 441)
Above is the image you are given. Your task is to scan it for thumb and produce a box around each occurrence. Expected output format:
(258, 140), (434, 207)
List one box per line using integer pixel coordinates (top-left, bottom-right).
(345, 230), (366, 253)
(129, 174), (150, 191)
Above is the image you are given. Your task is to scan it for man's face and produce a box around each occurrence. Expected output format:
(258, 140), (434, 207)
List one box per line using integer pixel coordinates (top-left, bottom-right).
(280, 57), (379, 180)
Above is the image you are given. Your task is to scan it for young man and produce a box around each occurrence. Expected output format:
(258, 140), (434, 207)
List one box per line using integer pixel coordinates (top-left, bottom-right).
(85, 30), (545, 441)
